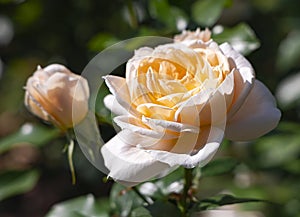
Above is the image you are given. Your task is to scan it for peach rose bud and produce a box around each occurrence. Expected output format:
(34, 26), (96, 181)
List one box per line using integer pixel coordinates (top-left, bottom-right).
(24, 64), (89, 130)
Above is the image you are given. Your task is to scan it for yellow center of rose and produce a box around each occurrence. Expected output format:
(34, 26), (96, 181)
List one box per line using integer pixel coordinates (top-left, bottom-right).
(130, 47), (231, 121)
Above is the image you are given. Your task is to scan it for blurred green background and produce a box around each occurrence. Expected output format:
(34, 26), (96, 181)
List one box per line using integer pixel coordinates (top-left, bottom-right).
(0, 0), (300, 217)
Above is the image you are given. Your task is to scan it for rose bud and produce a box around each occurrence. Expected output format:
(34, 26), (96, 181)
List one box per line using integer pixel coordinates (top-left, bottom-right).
(24, 64), (89, 130)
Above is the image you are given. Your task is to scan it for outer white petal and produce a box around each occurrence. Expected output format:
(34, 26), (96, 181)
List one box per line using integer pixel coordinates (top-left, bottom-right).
(103, 94), (129, 116)
(101, 130), (170, 185)
(142, 116), (199, 133)
(219, 42), (254, 72)
(225, 80), (281, 141)
(146, 126), (224, 168)
(134, 47), (154, 57)
(103, 75), (138, 115)
(219, 43), (255, 117)
(43, 64), (72, 76)
(114, 115), (177, 140)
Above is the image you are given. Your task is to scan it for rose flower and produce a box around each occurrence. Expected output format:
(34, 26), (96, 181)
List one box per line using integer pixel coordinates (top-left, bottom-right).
(102, 29), (281, 185)
(24, 64), (89, 130)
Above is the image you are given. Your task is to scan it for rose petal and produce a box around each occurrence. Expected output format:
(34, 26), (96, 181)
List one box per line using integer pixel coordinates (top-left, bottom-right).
(175, 70), (234, 127)
(174, 28), (212, 44)
(134, 47), (154, 57)
(24, 92), (49, 121)
(196, 70), (235, 126)
(43, 64), (72, 75)
(142, 116), (199, 133)
(174, 87), (213, 125)
(137, 103), (174, 120)
(145, 67), (164, 95)
(153, 43), (203, 72)
(104, 94), (129, 116)
(219, 43), (255, 117)
(103, 75), (137, 115)
(128, 43), (203, 75)
(225, 80), (281, 141)
(114, 115), (209, 153)
(101, 130), (170, 185)
(126, 74), (156, 106)
(219, 43), (254, 72)
(114, 115), (177, 140)
(157, 92), (188, 107)
(146, 126), (224, 168)
(164, 130), (202, 154)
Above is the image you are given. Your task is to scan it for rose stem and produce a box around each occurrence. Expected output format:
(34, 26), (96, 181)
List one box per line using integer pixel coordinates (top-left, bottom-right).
(65, 130), (76, 185)
(67, 139), (76, 185)
(181, 168), (193, 217)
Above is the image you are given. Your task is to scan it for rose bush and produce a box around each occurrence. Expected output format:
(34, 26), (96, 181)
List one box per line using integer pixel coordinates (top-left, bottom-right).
(101, 29), (281, 185)
(24, 64), (90, 130)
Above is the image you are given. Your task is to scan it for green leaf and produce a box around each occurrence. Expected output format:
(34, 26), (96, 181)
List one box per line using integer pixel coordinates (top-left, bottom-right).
(252, 0), (280, 12)
(46, 194), (110, 217)
(131, 201), (181, 217)
(148, 0), (188, 30)
(148, 0), (170, 19)
(131, 207), (152, 217)
(147, 200), (181, 217)
(88, 33), (119, 51)
(284, 159), (300, 174)
(192, 0), (230, 27)
(0, 170), (39, 201)
(212, 23), (260, 55)
(0, 0), (17, 4)
(277, 30), (300, 73)
(110, 183), (144, 216)
(194, 194), (266, 211)
(201, 158), (239, 177)
(254, 134), (300, 168)
(148, 0), (172, 27)
(0, 123), (60, 154)
(13, 0), (42, 27)
(277, 121), (300, 134)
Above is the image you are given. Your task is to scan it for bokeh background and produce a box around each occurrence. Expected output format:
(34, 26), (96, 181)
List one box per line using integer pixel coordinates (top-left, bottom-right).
(0, 0), (300, 217)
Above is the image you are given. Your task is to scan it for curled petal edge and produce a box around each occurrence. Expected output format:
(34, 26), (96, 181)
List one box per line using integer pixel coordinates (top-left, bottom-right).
(225, 80), (281, 141)
(100, 130), (171, 186)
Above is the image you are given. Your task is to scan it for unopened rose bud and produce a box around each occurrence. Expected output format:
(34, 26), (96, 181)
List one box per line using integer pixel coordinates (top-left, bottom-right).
(24, 64), (89, 130)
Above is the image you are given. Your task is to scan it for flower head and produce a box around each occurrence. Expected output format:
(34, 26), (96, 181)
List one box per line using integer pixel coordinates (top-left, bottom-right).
(101, 29), (281, 185)
(24, 64), (89, 130)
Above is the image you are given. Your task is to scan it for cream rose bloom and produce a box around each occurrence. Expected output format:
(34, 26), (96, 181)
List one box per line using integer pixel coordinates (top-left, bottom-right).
(24, 64), (89, 130)
(101, 29), (281, 185)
